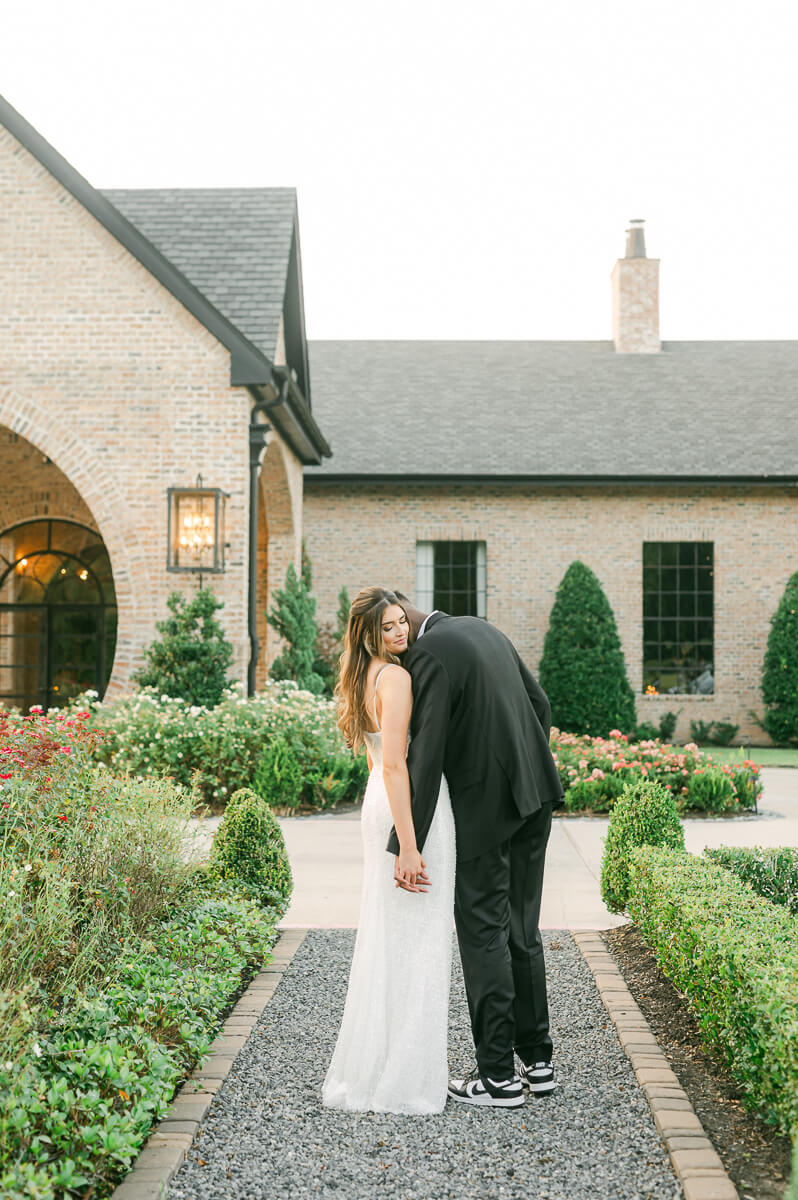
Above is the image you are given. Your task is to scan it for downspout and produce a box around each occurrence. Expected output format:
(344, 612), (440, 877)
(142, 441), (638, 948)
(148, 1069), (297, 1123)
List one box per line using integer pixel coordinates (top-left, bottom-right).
(247, 375), (290, 696)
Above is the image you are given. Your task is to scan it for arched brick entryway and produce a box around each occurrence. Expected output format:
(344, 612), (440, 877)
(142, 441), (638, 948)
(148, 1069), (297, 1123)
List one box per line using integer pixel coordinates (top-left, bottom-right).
(0, 391), (155, 698)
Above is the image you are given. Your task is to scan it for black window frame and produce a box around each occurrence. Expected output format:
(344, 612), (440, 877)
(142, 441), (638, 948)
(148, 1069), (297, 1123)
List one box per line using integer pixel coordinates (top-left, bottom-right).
(642, 540), (714, 694)
(416, 540), (486, 618)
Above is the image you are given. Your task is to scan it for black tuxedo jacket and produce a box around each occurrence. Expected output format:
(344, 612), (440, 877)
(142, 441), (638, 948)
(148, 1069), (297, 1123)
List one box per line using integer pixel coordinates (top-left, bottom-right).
(386, 613), (564, 863)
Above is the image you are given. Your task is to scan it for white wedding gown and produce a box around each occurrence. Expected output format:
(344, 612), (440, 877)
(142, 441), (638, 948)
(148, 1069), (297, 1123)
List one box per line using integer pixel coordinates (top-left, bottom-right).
(322, 682), (456, 1114)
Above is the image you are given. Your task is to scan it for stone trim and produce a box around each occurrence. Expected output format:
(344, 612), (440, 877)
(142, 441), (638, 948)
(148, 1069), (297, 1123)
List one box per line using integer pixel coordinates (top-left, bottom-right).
(573, 931), (737, 1200)
(109, 928), (307, 1200)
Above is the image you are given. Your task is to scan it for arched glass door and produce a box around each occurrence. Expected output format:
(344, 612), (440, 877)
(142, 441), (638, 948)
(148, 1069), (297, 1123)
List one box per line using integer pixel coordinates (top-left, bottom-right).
(0, 520), (117, 710)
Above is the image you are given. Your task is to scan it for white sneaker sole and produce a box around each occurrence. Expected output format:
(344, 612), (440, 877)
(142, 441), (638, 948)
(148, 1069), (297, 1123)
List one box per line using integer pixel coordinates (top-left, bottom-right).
(447, 1089), (525, 1108)
(524, 1078), (557, 1095)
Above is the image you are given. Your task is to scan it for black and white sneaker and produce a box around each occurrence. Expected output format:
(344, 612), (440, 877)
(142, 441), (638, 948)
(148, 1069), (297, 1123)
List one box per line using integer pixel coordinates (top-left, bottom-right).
(519, 1059), (557, 1096)
(448, 1067), (525, 1107)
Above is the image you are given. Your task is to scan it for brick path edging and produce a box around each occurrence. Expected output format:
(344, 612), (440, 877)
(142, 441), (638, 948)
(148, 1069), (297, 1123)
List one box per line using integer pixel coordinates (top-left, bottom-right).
(109, 928), (308, 1200)
(572, 931), (737, 1200)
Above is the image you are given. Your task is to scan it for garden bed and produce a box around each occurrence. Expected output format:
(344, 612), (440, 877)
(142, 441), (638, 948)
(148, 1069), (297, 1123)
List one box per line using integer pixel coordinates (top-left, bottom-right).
(553, 728), (761, 815)
(0, 709), (292, 1200)
(626, 847), (798, 1136)
(604, 924), (792, 1200)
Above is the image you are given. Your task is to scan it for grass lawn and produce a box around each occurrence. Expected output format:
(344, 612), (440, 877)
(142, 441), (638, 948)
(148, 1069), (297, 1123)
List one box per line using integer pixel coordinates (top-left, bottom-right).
(695, 745), (798, 768)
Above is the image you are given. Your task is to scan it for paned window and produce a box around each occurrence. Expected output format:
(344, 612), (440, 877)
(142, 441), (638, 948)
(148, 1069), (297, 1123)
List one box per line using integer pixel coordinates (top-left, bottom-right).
(415, 541), (486, 617)
(642, 542), (714, 694)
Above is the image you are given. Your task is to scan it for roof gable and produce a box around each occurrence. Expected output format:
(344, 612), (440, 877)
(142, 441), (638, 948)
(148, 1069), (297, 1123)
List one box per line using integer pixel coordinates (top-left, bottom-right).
(0, 94), (271, 387)
(100, 187), (298, 366)
(0, 93), (329, 462)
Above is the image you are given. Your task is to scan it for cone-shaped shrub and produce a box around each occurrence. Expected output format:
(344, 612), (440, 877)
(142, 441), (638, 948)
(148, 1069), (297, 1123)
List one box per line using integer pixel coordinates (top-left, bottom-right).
(601, 779), (684, 913)
(268, 544), (325, 695)
(761, 570), (798, 744)
(133, 589), (233, 707)
(540, 561), (637, 736)
(209, 787), (292, 909)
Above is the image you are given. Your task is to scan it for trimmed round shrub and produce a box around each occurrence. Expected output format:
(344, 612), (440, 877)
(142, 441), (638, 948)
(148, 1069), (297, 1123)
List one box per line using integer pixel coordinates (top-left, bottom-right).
(209, 787), (292, 908)
(600, 779), (684, 913)
(252, 735), (304, 809)
(761, 569), (798, 745)
(540, 561), (637, 737)
(687, 767), (737, 814)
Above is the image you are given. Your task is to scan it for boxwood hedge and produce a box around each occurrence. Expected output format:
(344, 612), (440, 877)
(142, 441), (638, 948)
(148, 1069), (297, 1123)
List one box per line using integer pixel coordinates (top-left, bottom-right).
(705, 845), (798, 916)
(627, 846), (798, 1135)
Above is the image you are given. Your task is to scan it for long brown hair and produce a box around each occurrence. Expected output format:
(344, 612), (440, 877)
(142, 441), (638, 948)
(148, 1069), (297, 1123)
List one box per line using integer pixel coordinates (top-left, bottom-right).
(335, 586), (412, 751)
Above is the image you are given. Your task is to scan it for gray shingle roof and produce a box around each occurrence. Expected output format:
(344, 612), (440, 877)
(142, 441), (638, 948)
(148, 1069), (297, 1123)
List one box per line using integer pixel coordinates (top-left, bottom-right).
(305, 340), (798, 479)
(101, 188), (297, 360)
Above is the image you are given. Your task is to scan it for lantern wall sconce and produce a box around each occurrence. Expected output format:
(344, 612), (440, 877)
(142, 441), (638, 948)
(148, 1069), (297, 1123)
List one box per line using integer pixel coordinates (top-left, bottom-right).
(166, 476), (229, 574)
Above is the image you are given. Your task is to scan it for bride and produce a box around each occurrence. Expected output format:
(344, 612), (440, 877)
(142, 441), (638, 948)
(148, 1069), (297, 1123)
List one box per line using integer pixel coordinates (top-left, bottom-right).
(322, 586), (456, 1114)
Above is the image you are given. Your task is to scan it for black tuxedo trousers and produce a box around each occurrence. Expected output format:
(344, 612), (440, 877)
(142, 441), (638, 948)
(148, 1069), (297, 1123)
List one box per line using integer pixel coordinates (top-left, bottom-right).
(455, 803), (553, 1079)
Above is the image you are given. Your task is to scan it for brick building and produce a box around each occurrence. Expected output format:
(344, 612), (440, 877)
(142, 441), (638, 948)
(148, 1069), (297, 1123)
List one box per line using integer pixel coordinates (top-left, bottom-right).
(304, 223), (798, 743)
(3, 93), (797, 743)
(0, 96), (329, 710)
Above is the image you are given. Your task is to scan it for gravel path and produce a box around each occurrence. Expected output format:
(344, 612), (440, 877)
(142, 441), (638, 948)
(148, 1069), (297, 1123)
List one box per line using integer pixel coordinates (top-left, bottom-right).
(168, 931), (681, 1200)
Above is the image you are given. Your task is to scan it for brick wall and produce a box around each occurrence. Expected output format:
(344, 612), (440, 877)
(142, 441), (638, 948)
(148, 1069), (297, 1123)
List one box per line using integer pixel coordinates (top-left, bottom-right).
(304, 481), (798, 743)
(0, 124), (301, 697)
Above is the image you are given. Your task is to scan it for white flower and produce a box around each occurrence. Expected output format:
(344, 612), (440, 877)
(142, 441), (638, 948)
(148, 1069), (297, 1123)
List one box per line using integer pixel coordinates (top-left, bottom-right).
(24, 863), (32, 872)
(32, 1042), (42, 1058)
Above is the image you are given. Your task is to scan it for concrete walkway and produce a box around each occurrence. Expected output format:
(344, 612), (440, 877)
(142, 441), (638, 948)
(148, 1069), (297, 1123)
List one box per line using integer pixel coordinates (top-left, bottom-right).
(276, 766), (798, 928)
(190, 767), (798, 931)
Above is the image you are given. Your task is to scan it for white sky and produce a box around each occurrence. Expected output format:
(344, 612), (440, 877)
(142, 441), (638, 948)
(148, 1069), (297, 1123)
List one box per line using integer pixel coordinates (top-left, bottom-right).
(4, 0), (798, 340)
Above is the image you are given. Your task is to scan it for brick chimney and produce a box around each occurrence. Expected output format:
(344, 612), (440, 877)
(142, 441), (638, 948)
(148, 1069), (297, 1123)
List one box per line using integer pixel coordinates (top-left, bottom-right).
(611, 219), (660, 353)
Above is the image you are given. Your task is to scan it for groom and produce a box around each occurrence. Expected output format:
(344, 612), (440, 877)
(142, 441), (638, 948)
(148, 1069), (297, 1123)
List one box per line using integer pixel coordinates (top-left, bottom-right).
(387, 598), (564, 1107)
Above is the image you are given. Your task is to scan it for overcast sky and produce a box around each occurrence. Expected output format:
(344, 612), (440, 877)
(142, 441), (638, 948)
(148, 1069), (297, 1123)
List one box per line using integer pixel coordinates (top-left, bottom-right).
(4, 1), (797, 340)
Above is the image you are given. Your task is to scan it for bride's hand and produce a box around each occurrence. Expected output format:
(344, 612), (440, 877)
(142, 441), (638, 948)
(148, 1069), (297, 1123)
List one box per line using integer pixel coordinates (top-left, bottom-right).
(394, 850), (430, 893)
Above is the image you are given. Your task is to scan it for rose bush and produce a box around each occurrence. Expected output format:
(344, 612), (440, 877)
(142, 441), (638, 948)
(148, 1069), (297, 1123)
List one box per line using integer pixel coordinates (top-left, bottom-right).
(551, 727), (761, 814)
(76, 681), (368, 810)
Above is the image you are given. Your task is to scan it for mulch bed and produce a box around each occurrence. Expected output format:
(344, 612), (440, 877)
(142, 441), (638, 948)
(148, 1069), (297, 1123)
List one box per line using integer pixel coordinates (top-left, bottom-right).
(604, 924), (792, 1200)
